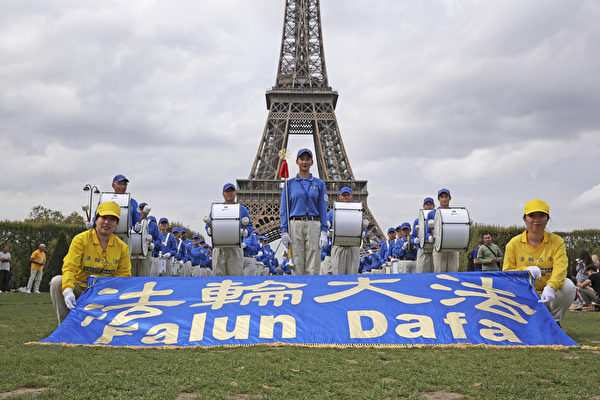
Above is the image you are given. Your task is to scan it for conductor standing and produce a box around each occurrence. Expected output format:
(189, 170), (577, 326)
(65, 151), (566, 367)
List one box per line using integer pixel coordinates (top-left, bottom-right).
(280, 148), (328, 275)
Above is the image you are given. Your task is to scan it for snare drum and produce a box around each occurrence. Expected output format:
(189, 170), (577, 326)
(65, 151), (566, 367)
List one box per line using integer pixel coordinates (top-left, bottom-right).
(99, 192), (131, 235)
(211, 203), (241, 247)
(332, 202), (363, 247)
(417, 209), (435, 252)
(127, 219), (149, 258)
(434, 207), (471, 252)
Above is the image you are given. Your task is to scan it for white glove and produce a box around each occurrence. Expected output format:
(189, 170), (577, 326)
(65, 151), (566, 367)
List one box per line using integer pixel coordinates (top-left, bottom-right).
(134, 222), (142, 232)
(241, 229), (249, 238)
(162, 252), (171, 259)
(241, 242), (247, 249)
(85, 221), (93, 229)
(281, 232), (292, 248)
(327, 230), (332, 237)
(427, 236), (434, 243)
(539, 285), (555, 303)
(206, 227), (212, 236)
(402, 242), (408, 250)
(319, 231), (328, 248)
(148, 243), (155, 251)
(414, 238), (420, 245)
(526, 266), (542, 280)
(63, 288), (76, 310)
(257, 251), (263, 257)
(361, 230), (366, 239)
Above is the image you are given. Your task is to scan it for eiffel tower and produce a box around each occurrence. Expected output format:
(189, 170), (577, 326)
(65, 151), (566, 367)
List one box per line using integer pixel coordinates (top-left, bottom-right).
(236, 0), (383, 243)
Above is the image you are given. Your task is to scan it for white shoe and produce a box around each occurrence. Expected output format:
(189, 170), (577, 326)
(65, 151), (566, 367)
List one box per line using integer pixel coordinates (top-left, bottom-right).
(24, 289), (31, 294)
(34, 290), (40, 294)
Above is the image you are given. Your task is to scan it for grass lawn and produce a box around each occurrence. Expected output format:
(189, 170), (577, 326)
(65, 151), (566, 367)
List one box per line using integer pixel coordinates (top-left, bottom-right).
(1, 292), (599, 400)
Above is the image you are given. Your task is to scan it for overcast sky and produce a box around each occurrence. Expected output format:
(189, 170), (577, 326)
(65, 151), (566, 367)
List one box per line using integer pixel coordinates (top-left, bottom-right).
(1, 0), (599, 238)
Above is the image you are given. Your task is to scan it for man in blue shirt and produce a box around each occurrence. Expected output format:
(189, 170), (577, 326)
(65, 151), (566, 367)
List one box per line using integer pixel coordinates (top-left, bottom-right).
(280, 149), (328, 275)
(206, 183), (252, 276)
(427, 188), (460, 273)
(397, 222), (417, 273)
(157, 217), (178, 276)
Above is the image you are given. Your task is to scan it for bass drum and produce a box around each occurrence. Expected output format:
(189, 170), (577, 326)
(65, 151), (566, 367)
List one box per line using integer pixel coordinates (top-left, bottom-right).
(417, 209), (435, 251)
(211, 203), (241, 247)
(98, 192), (131, 236)
(128, 219), (149, 258)
(332, 202), (363, 247)
(434, 207), (471, 252)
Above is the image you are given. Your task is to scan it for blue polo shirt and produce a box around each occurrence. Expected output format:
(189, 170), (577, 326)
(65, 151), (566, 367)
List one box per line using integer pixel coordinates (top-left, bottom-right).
(280, 174), (328, 233)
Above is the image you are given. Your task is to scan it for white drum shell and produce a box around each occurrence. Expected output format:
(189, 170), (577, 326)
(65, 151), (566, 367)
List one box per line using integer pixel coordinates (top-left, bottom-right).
(417, 209), (435, 251)
(332, 202), (363, 247)
(99, 192), (131, 236)
(434, 207), (471, 252)
(211, 203), (241, 247)
(127, 219), (149, 258)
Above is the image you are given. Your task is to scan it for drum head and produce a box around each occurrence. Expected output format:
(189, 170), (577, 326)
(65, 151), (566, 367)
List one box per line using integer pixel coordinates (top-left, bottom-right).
(99, 192), (131, 236)
(434, 207), (471, 252)
(418, 209), (434, 250)
(333, 202), (363, 247)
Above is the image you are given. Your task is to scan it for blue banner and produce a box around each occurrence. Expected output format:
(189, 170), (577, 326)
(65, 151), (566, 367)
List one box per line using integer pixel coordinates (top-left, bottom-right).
(40, 271), (577, 347)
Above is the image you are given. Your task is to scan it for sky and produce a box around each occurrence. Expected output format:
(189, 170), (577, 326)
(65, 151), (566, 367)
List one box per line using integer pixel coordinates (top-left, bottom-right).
(1, 0), (600, 239)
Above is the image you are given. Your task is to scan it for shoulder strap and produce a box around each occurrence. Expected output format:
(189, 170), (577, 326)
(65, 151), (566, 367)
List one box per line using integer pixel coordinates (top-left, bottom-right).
(483, 244), (498, 258)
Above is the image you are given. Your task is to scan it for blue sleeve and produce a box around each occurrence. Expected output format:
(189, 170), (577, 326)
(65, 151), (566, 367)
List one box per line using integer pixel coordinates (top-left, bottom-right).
(168, 236), (178, 253)
(318, 180), (328, 232)
(327, 209), (333, 230)
(240, 206), (252, 233)
(425, 210), (436, 239)
(130, 198), (140, 226)
(411, 218), (418, 240)
(280, 180), (289, 233)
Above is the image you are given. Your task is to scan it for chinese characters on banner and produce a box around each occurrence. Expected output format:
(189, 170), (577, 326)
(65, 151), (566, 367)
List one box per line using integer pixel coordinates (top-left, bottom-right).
(41, 272), (577, 347)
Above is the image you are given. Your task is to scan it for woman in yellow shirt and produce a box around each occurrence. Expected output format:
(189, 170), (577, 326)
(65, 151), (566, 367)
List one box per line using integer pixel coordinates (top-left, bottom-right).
(49, 201), (131, 324)
(503, 199), (576, 325)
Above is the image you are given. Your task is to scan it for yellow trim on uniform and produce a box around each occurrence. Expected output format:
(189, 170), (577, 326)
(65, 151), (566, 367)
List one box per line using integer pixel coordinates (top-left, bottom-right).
(502, 230), (567, 292)
(61, 229), (131, 291)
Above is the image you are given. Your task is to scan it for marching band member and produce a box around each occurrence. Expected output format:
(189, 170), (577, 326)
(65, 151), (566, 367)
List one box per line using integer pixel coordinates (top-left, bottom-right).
(280, 148), (328, 275)
(327, 187), (361, 274)
(180, 228), (194, 255)
(427, 189), (459, 273)
(390, 225), (404, 260)
(383, 228), (396, 262)
(50, 201), (131, 325)
(398, 222), (417, 273)
(371, 243), (384, 272)
(111, 174), (140, 229)
(414, 197), (435, 273)
(242, 229), (259, 276)
(503, 199), (576, 325)
(281, 251), (292, 275)
(157, 218), (177, 276)
(188, 235), (210, 276)
(173, 228), (189, 276)
(206, 183), (252, 276)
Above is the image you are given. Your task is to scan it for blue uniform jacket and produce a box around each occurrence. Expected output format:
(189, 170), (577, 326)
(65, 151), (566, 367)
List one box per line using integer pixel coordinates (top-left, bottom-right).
(189, 245), (209, 266)
(281, 259), (292, 274)
(280, 174), (328, 233)
(158, 232), (177, 256)
(175, 239), (188, 262)
(425, 209), (436, 241)
(243, 233), (259, 257)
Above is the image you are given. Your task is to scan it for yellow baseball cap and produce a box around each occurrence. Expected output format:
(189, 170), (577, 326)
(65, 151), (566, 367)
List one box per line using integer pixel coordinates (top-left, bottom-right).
(97, 201), (121, 219)
(524, 199), (549, 215)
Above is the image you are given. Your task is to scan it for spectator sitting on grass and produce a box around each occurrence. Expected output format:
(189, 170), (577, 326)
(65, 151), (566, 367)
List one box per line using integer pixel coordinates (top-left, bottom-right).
(576, 266), (600, 312)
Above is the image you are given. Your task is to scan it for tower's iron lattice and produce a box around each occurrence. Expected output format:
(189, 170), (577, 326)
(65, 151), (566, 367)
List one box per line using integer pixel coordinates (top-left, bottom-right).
(236, 0), (383, 243)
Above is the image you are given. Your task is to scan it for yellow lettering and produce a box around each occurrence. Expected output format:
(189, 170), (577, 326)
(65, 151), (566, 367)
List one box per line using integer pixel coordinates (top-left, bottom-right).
(189, 313), (206, 342)
(213, 315), (251, 340)
(141, 323), (179, 345)
(443, 312), (467, 339)
(94, 323), (139, 345)
(479, 319), (522, 343)
(259, 315), (296, 339)
(395, 314), (436, 339)
(348, 310), (387, 339)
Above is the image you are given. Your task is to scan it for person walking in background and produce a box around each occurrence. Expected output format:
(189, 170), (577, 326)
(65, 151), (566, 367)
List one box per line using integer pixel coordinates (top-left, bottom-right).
(476, 233), (504, 271)
(26, 244), (46, 293)
(0, 246), (11, 293)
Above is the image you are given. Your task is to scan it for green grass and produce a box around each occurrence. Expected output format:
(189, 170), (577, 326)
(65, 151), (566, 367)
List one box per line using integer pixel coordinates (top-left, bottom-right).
(1, 292), (600, 399)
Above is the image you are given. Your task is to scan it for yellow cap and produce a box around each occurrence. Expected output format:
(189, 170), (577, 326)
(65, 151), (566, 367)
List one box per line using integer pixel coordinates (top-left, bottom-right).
(97, 201), (121, 219)
(524, 199), (549, 215)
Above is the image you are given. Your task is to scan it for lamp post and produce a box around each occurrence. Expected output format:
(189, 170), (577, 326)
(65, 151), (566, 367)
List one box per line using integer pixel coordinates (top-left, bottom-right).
(82, 184), (101, 222)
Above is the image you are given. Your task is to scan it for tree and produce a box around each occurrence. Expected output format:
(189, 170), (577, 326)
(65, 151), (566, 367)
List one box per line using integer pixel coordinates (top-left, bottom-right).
(64, 212), (85, 225)
(26, 205), (65, 224)
(40, 231), (70, 292)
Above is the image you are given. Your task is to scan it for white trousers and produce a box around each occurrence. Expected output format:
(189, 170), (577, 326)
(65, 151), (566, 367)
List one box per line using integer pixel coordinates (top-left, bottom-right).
(433, 250), (459, 273)
(398, 260), (416, 274)
(213, 247), (243, 276)
(243, 257), (256, 276)
(331, 246), (360, 275)
(131, 255), (152, 277)
(27, 269), (43, 292)
(416, 249), (434, 273)
(545, 278), (576, 324)
(49, 275), (84, 325)
(289, 220), (321, 275)
(320, 255), (333, 275)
